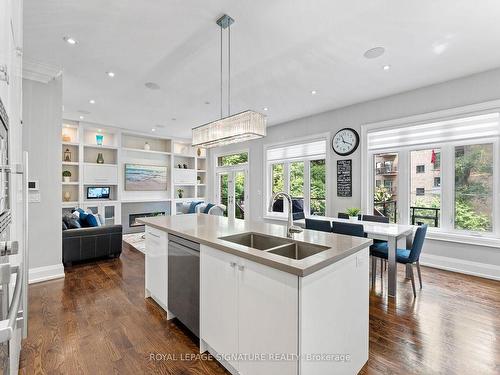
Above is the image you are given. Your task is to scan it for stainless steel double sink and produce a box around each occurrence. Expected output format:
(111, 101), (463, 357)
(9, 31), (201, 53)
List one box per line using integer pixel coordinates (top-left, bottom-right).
(218, 232), (329, 260)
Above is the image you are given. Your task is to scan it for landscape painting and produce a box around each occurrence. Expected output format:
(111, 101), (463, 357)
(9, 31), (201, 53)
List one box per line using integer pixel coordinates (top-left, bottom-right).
(124, 164), (168, 191)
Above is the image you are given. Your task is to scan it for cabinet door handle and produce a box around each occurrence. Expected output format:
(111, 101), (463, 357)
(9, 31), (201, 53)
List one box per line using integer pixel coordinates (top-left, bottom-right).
(229, 261), (237, 268)
(147, 232), (161, 239)
(238, 265), (245, 271)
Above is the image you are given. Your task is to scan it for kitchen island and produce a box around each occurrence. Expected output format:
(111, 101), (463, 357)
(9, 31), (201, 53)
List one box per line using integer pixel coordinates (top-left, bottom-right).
(139, 214), (372, 375)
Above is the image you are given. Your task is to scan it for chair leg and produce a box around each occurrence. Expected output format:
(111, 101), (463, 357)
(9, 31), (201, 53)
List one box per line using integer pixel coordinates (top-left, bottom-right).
(408, 264), (416, 298)
(416, 261), (423, 289)
(384, 259), (387, 271)
(380, 258), (384, 279)
(371, 256), (376, 289)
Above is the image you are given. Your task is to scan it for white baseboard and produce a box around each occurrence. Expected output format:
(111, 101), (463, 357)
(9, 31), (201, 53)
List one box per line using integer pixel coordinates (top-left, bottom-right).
(419, 253), (500, 281)
(29, 264), (65, 284)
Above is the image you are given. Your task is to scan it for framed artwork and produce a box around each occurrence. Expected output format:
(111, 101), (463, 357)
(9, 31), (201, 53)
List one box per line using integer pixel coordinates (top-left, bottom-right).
(124, 164), (168, 191)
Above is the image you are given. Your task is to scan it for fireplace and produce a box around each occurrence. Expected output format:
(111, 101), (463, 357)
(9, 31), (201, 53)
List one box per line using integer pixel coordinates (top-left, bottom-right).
(129, 212), (166, 228)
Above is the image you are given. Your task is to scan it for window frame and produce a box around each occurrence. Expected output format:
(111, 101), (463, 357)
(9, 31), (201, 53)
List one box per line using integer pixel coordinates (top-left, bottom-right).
(361, 101), (500, 245)
(263, 134), (330, 220)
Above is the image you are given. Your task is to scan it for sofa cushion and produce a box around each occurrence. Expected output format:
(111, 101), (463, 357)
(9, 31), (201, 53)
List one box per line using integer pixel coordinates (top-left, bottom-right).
(79, 212), (89, 227)
(63, 215), (81, 229)
(188, 201), (202, 214)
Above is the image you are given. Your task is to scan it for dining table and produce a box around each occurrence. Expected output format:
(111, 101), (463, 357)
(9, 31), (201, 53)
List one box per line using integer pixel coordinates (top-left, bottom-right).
(295, 216), (415, 300)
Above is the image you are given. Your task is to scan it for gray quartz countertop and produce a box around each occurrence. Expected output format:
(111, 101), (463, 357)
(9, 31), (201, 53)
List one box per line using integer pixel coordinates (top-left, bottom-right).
(138, 214), (372, 277)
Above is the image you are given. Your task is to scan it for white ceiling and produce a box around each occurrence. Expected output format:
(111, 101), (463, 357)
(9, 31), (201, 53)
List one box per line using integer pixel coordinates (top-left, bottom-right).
(24, 0), (500, 138)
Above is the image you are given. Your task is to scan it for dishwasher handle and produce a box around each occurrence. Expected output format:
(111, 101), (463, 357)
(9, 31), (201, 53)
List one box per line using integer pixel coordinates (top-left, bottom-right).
(169, 241), (200, 257)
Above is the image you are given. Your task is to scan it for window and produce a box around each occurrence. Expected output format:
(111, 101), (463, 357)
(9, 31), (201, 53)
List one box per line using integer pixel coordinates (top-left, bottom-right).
(217, 152), (248, 167)
(454, 143), (493, 232)
(366, 111), (499, 236)
(373, 153), (398, 223)
(266, 138), (327, 217)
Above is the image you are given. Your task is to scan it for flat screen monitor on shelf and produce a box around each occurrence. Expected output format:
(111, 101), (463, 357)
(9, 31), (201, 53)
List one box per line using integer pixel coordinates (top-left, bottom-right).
(87, 187), (110, 200)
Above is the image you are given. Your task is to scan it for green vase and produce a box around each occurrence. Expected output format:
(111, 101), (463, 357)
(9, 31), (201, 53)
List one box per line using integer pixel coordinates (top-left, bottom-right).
(96, 153), (104, 164)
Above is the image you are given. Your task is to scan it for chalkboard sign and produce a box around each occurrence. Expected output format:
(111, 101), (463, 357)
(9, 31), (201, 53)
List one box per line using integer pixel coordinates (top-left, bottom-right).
(337, 159), (352, 197)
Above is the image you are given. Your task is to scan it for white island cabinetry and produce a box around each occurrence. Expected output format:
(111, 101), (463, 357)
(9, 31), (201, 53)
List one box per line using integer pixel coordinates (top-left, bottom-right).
(145, 226), (169, 310)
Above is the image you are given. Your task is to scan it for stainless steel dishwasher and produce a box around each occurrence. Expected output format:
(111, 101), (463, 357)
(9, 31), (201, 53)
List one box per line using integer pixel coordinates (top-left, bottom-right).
(168, 234), (200, 337)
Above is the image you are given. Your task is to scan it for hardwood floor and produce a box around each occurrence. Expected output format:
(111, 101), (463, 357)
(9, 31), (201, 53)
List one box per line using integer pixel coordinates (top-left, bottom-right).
(20, 246), (499, 375)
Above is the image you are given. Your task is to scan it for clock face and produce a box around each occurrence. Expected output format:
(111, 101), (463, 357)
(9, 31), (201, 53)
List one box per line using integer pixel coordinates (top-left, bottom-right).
(332, 128), (359, 156)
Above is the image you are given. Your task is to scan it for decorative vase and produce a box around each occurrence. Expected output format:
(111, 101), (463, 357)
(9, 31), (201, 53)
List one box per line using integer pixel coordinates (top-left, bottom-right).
(144, 142), (151, 151)
(183, 164), (188, 169)
(349, 216), (358, 221)
(177, 164), (182, 169)
(178, 192), (183, 198)
(197, 148), (201, 157)
(62, 134), (71, 142)
(63, 191), (71, 202)
(96, 134), (104, 146)
(96, 153), (104, 164)
(63, 177), (70, 183)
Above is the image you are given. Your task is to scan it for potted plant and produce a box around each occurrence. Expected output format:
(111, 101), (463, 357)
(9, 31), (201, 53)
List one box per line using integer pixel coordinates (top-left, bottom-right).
(346, 207), (361, 221)
(62, 170), (72, 183)
(177, 189), (184, 198)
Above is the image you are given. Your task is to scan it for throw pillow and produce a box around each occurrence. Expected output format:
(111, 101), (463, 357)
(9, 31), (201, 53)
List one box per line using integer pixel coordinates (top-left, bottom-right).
(62, 220), (68, 231)
(85, 214), (99, 227)
(72, 210), (80, 219)
(188, 201), (202, 214)
(203, 203), (215, 214)
(79, 212), (89, 227)
(76, 208), (85, 215)
(98, 214), (105, 226)
(64, 217), (81, 229)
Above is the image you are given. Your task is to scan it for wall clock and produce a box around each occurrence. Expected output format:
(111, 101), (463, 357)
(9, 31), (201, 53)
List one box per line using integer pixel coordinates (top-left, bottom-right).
(331, 128), (360, 156)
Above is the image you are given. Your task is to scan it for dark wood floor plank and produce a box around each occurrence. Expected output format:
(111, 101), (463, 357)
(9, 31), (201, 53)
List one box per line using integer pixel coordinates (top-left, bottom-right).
(20, 246), (500, 374)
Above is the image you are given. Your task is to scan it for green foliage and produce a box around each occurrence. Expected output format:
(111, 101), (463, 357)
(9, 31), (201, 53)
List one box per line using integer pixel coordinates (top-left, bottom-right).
(455, 200), (490, 231)
(346, 207), (361, 217)
(272, 163), (284, 193)
(218, 153), (248, 167)
(374, 186), (392, 203)
(62, 170), (72, 177)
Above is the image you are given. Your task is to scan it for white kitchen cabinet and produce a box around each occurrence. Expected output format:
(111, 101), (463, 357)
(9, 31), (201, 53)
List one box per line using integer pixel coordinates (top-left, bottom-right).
(200, 245), (240, 371)
(145, 226), (168, 310)
(83, 201), (120, 225)
(83, 163), (118, 185)
(201, 245), (298, 375)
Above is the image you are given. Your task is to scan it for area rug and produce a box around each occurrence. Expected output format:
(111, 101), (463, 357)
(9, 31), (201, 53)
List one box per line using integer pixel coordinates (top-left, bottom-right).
(123, 232), (146, 254)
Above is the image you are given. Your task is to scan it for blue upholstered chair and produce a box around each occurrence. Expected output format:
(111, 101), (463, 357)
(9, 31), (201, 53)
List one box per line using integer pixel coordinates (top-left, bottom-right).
(363, 214), (390, 273)
(362, 214), (389, 224)
(338, 212), (349, 219)
(305, 218), (331, 233)
(332, 222), (365, 237)
(370, 224), (428, 297)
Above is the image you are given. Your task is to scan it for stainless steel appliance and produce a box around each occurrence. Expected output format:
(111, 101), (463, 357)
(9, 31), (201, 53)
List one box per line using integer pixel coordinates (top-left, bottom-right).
(0, 97), (26, 375)
(168, 234), (200, 337)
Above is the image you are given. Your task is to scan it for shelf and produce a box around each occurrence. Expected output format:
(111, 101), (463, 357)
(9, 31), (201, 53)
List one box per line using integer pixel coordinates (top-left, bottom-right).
(122, 147), (171, 156)
(174, 183), (196, 186)
(62, 182), (79, 185)
(83, 200), (119, 204)
(62, 201), (79, 207)
(173, 197), (198, 202)
(62, 142), (80, 147)
(197, 184), (206, 186)
(83, 144), (118, 150)
(62, 161), (79, 166)
(197, 170), (207, 173)
(174, 153), (196, 158)
(122, 198), (172, 203)
(83, 162), (117, 167)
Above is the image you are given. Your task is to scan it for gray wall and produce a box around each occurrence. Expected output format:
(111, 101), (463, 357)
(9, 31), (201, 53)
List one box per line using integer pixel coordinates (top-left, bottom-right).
(22, 77), (63, 275)
(208, 67), (500, 276)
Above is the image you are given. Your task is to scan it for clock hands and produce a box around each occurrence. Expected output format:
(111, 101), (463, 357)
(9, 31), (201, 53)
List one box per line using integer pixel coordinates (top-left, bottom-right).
(340, 135), (352, 146)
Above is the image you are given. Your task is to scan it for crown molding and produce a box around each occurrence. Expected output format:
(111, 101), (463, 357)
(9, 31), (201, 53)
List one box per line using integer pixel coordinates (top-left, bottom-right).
(22, 58), (62, 83)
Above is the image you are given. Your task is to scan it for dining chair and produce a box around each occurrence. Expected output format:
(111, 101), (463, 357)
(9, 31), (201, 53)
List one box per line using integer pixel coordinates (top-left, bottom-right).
(362, 214), (390, 273)
(332, 222), (365, 237)
(305, 218), (332, 232)
(338, 212), (349, 219)
(370, 224), (428, 297)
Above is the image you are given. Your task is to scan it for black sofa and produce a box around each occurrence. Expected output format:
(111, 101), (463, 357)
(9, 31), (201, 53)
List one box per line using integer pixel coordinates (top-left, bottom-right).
(62, 225), (123, 266)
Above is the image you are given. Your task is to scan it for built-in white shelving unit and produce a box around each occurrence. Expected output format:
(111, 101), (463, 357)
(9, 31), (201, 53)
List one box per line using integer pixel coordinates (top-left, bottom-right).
(61, 122), (210, 221)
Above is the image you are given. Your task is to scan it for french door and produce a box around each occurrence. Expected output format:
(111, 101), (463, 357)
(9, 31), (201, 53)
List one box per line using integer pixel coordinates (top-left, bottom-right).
(216, 169), (248, 220)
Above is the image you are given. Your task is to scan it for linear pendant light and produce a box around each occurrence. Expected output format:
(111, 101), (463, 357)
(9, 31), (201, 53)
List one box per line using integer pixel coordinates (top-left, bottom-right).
(192, 14), (266, 148)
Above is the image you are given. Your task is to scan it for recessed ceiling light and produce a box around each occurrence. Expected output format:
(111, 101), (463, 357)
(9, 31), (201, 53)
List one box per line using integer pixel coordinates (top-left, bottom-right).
(145, 82), (160, 90)
(63, 36), (77, 45)
(311, 90), (317, 95)
(151, 128), (156, 132)
(171, 118), (177, 121)
(263, 107), (269, 111)
(363, 46), (385, 59)
(106, 71), (115, 78)
(383, 64), (391, 71)
(89, 99), (95, 104)
(79, 115), (84, 120)
(205, 101), (210, 105)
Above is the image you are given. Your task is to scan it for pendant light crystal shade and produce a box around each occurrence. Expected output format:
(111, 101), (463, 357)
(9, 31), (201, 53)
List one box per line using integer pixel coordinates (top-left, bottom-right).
(192, 110), (266, 148)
